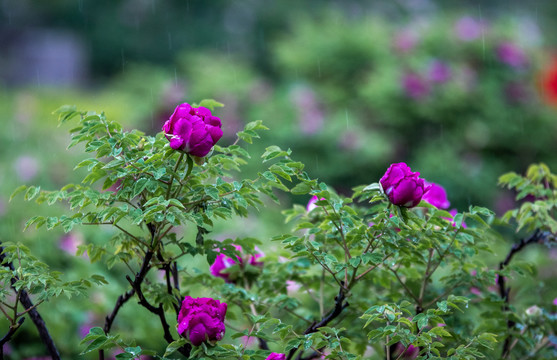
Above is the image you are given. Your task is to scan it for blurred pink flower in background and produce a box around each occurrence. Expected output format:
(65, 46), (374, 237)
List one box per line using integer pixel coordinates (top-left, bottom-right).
(307, 195), (326, 212)
(79, 312), (97, 338)
(428, 60), (451, 84)
(553, 298), (557, 306)
(402, 72), (429, 100)
(286, 280), (302, 295)
(393, 343), (419, 359)
(496, 42), (528, 68)
(290, 85), (325, 135)
(393, 30), (419, 53)
(59, 232), (84, 255)
(210, 245), (264, 282)
(14, 155), (39, 182)
(454, 16), (485, 41)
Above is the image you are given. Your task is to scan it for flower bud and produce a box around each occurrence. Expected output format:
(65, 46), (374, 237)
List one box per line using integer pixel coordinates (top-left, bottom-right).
(177, 296), (227, 346)
(380, 163), (429, 208)
(163, 103), (223, 157)
(266, 353), (286, 360)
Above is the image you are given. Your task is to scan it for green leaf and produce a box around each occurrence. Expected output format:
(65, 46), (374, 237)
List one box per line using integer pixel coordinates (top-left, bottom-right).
(164, 338), (188, 357)
(198, 99), (225, 110)
(291, 182), (312, 195)
(10, 185), (27, 202)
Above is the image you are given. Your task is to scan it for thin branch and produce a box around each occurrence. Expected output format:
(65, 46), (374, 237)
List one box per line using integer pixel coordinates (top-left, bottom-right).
(286, 283), (349, 360)
(499, 230), (553, 359)
(0, 317), (25, 357)
(0, 245), (60, 360)
(389, 267), (420, 304)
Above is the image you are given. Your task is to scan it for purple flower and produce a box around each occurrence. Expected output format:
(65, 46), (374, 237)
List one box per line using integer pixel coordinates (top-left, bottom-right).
(210, 245), (263, 282)
(307, 195), (321, 212)
(266, 353), (286, 360)
(428, 60), (451, 84)
(422, 182), (450, 209)
(447, 209), (467, 228)
(59, 232), (83, 255)
(393, 343), (419, 359)
(14, 155), (39, 182)
(177, 296), (227, 346)
(393, 30), (418, 54)
(553, 298), (557, 306)
(496, 42), (528, 68)
(163, 103), (223, 157)
(402, 73), (429, 100)
(380, 163), (429, 208)
(454, 17), (484, 41)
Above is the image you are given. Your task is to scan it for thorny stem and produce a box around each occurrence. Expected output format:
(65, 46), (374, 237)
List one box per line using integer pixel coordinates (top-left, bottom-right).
(166, 152), (185, 200)
(499, 230), (554, 359)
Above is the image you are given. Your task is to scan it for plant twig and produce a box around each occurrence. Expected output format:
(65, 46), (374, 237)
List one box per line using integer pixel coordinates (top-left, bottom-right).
(286, 283), (349, 360)
(0, 245), (60, 360)
(499, 230), (553, 359)
(0, 317), (25, 357)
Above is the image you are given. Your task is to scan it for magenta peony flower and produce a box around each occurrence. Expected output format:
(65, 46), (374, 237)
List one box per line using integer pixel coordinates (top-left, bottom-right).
(454, 17), (484, 41)
(380, 163), (429, 208)
(177, 296), (227, 346)
(306, 195), (320, 212)
(266, 353), (286, 360)
(210, 245), (263, 282)
(402, 72), (429, 100)
(422, 182), (450, 209)
(446, 209), (467, 228)
(163, 103), (223, 157)
(496, 42), (528, 68)
(428, 60), (451, 84)
(393, 343), (419, 359)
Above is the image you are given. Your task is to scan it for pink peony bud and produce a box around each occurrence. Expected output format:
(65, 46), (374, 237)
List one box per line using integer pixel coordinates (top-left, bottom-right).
(266, 353), (286, 360)
(163, 103), (223, 157)
(380, 163), (429, 208)
(210, 245), (263, 282)
(177, 296), (227, 346)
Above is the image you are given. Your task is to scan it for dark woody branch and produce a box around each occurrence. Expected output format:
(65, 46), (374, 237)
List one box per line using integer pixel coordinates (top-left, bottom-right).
(286, 283), (349, 360)
(498, 230), (554, 358)
(0, 245), (60, 360)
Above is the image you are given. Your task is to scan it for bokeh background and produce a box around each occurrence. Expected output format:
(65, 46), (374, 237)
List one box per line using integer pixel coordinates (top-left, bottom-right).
(2, 1), (557, 358)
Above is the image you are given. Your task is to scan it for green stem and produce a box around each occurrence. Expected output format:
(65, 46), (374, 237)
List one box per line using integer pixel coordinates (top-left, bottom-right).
(165, 153), (185, 200)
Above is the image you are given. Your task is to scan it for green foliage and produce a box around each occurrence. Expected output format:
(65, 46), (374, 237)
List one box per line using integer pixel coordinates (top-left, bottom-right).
(4, 101), (557, 360)
(499, 163), (557, 233)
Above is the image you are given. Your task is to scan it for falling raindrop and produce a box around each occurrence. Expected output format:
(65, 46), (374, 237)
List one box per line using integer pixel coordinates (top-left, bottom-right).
(478, 5), (485, 59)
(36, 68), (41, 87)
(168, 32), (172, 50)
(465, 303), (469, 309)
(345, 109), (349, 128)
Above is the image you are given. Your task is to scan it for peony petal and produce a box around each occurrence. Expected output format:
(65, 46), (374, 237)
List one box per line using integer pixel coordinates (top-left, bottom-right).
(169, 135), (185, 150)
(188, 323), (207, 346)
(194, 106), (211, 117)
(207, 125), (223, 143)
